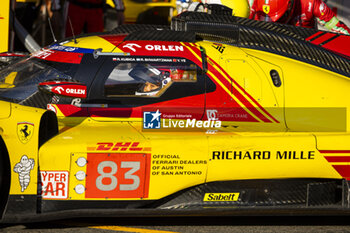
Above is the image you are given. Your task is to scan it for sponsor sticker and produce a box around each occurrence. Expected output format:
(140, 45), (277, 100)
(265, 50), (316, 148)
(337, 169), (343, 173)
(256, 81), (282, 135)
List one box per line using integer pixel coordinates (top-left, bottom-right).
(263, 5), (270, 14)
(52, 85), (86, 98)
(122, 43), (184, 53)
(203, 193), (240, 202)
(122, 43), (141, 52)
(85, 153), (150, 198)
(17, 122), (34, 144)
(40, 171), (69, 199)
(91, 142), (150, 151)
(14, 155), (35, 192)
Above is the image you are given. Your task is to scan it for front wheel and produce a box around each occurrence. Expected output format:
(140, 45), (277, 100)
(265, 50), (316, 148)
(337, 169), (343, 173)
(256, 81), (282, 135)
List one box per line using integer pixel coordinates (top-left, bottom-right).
(0, 139), (10, 220)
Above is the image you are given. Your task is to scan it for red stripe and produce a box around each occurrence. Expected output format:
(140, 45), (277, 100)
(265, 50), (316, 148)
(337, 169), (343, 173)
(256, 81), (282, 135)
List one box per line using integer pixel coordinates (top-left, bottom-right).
(332, 165), (350, 178)
(34, 50), (83, 64)
(207, 70), (272, 122)
(99, 34), (127, 46)
(208, 57), (279, 123)
(309, 33), (336, 46)
(183, 42), (203, 67)
(319, 150), (350, 154)
(207, 64), (271, 122)
(325, 156), (350, 162)
(306, 31), (323, 41)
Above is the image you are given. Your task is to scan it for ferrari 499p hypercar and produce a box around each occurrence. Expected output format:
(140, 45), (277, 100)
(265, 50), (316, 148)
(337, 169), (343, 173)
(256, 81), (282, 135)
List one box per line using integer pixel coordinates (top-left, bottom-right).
(0, 12), (350, 223)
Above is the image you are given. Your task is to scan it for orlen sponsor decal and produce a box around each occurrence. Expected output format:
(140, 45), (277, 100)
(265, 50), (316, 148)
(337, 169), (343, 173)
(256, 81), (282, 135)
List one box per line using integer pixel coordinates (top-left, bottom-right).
(40, 171), (69, 199)
(122, 43), (184, 52)
(52, 85), (86, 98)
(203, 193), (240, 202)
(88, 142), (151, 152)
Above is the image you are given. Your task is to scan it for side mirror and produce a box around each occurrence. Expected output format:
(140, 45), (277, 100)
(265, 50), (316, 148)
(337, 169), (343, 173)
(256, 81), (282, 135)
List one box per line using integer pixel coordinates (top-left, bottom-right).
(38, 80), (87, 99)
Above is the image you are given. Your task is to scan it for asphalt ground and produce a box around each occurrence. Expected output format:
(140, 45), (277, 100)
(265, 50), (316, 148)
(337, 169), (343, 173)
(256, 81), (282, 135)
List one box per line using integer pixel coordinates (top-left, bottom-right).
(2, 216), (350, 233)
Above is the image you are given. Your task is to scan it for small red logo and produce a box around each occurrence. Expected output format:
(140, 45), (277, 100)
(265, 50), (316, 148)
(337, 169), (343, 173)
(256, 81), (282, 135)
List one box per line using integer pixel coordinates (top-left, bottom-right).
(51, 85), (86, 98)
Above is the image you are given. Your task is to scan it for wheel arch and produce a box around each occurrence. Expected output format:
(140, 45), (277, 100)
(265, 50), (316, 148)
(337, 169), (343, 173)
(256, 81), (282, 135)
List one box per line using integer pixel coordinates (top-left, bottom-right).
(39, 110), (58, 148)
(0, 135), (11, 220)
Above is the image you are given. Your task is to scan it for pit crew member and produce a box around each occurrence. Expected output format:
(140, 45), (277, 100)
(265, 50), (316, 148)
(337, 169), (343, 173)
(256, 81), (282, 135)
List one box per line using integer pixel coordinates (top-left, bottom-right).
(249, 0), (350, 35)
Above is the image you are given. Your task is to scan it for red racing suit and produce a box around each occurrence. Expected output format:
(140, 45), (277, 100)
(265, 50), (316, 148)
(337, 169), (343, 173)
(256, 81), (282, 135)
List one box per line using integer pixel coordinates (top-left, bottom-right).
(249, 0), (350, 35)
(65, 0), (104, 37)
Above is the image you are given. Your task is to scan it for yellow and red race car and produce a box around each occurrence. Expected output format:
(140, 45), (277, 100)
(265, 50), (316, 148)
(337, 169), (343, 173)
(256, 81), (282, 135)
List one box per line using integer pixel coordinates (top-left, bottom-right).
(0, 11), (350, 223)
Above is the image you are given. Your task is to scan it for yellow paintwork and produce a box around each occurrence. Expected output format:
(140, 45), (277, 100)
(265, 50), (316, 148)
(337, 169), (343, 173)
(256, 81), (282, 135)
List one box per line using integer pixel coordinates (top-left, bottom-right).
(1, 34), (350, 204)
(62, 36), (116, 52)
(0, 0), (10, 53)
(0, 101), (11, 119)
(244, 48), (350, 132)
(0, 102), (46, 195)
(106, 0), (177, 24)
(36, 116), (345, 201)
(16, 0), (39, 3)
(207, 132), (341, 182)
(124, 0), (177, 24)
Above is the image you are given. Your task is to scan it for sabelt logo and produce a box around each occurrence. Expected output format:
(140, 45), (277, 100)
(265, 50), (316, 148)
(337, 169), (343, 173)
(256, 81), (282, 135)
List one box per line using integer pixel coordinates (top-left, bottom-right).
(203, 193), (240, 202)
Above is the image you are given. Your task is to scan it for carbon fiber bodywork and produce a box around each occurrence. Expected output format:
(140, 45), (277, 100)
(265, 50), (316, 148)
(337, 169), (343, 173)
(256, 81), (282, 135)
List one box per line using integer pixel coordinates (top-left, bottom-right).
(156, 179), (344, 209)
(125, 30), (197, 42)
(1, 179), (350, 223)
(111, 24), (170, 34)
(172, 12), (350, 78)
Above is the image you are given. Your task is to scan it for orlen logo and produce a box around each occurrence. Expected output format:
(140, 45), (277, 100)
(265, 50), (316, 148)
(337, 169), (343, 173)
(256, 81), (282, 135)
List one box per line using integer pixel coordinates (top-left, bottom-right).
(122, 43), (141, 52)
(122, 43), (184, 52)
(51, 85), (87, 98)
(89, 142), (151, 152)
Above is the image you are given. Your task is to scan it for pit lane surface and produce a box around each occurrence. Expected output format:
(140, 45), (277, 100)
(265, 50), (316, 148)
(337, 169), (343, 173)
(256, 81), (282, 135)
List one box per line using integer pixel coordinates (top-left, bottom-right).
(2, 216), (350, 232)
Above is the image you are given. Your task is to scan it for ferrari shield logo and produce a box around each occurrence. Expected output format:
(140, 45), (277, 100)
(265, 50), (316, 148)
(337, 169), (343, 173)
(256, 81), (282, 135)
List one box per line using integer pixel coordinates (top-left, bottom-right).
(17, 122), (34, 144)
(263, 5), (270, 14)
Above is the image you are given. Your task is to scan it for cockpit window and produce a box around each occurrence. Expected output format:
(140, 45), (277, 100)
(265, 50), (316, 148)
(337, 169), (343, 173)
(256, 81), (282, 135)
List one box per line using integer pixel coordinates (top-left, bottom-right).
(104, 62), (197, 97)
(0, 57), (79, 102)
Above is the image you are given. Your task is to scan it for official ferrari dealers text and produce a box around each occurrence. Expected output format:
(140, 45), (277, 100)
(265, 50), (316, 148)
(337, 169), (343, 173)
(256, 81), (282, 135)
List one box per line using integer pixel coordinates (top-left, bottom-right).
(151, 154), (206, 176)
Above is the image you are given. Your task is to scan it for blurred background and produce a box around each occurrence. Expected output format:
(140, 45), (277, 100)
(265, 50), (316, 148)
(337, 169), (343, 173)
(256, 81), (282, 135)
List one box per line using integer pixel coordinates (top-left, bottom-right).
(0, 0), (348, 53)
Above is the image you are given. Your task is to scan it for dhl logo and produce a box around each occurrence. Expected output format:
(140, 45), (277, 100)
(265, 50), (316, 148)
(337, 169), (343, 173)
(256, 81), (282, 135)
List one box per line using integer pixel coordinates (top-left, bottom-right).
(88, 142), (151, 152)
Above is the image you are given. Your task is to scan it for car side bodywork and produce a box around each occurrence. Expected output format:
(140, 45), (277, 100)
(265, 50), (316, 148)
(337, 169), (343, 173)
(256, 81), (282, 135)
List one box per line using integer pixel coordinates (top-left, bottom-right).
(0, 12), (350, 223)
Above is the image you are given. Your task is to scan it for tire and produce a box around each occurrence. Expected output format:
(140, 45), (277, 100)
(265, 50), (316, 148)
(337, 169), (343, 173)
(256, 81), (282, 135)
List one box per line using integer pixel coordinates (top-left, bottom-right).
(0, 139), (10, 220)
(0, 145), (4, 219)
